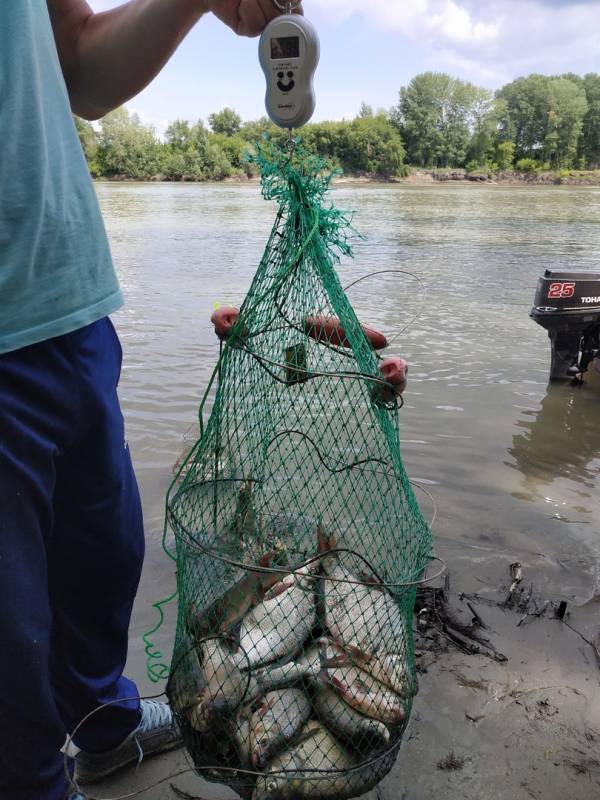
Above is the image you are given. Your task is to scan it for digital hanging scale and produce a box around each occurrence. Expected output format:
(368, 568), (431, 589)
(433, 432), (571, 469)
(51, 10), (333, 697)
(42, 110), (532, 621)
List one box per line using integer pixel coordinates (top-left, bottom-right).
(259, 6), (320, 130)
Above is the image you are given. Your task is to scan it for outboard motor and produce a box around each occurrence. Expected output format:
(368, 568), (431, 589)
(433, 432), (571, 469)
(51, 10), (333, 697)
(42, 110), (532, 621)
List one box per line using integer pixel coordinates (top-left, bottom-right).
(530, 269), (600, 381)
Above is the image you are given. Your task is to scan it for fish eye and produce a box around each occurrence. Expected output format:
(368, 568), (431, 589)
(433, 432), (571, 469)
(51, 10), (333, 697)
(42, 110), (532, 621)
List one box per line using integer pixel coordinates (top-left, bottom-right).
(260, 735), (269, 745)
(267, 779), (278, 793)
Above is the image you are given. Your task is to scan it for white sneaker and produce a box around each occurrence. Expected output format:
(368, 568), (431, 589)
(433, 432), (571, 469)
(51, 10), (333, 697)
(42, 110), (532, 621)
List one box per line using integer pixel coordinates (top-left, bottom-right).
(74, 700), (182, 784)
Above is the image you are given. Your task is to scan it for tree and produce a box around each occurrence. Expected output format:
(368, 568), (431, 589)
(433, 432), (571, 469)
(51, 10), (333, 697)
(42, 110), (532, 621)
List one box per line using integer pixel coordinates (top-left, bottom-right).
(301, 121), (347, 165)
(582, 73), (600, 167)
(208, 107), (242, 136)
(498, 74), (588, 168)
(466, 94), (503, 166)
(240, 116), (279, 142)
(495, 140), (516, 171)
(393, 72), (450, 166)
(496, 75), (551, 160)
(202, 142), (234, 180)
(74, 116), (101, 176)
(343, 114), (406, 177)
(357, 102), (374, 118)
(165, 119), (192, 150)
(544, 78), (587, 167)
(393, 73), (494, 168)
(98, 107), (160, 178)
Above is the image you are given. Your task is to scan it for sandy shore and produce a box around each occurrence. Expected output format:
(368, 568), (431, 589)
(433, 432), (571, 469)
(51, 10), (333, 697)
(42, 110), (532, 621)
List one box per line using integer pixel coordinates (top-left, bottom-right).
(75, 532), (600, 800)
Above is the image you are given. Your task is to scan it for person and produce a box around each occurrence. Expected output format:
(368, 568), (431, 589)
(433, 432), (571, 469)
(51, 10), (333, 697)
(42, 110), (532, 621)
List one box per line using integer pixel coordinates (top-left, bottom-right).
(0, 2), (301, 799)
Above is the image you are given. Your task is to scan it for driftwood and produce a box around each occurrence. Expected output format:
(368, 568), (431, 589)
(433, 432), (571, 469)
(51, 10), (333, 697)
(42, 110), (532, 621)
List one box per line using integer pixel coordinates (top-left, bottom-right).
(415, 583), (507, 663)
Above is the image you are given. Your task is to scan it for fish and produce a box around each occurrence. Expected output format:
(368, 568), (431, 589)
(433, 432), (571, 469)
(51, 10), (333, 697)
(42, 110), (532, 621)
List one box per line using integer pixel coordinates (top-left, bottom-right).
(324, 564), (406, 655)
(233, 705), (254, 769)
(186, 552), (281, 640)
(188, 638), (248, 732)
(234, 562), (318, 670)
(252, 720), (399, 800)
(185, 638), (322, 733)
(313, 685), (390, 751)
(342, 648), (414, 698)
(319, 639), (406, 726)
(167, 644), (206, 719)
(318, 533), (406, 657)
(249, 688), (311, 768)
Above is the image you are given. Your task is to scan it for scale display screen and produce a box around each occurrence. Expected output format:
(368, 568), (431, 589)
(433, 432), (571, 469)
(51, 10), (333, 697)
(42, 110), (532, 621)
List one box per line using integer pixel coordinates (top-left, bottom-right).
(271, 36), (300, 59)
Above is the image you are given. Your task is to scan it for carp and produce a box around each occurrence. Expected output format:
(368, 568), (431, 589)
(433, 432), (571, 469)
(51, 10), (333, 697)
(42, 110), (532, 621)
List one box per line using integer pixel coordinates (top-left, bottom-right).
(319, 639), (406, 726)
(186, 552), (281, 640)
(182, 638), (321, 733)
(252, 720), (399, 800)
(313, 685), (390, 751)
(235, 562), (318, 670)
(318, 532), (406, 657)
(249, 687), (311, 768)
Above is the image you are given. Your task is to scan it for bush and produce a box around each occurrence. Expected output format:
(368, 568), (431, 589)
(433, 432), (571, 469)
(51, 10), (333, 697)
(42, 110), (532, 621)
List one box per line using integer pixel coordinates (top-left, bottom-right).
(515, 158), (540, 173)
(495, 141), (515, 171)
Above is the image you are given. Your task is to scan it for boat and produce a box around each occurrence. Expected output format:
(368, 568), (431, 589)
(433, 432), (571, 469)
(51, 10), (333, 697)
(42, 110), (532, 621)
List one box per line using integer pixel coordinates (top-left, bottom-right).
(530, 269), (600, 381)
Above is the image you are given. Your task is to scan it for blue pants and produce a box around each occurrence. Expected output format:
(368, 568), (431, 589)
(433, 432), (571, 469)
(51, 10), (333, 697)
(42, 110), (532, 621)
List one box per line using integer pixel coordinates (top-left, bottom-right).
(0, 318), (145, 800)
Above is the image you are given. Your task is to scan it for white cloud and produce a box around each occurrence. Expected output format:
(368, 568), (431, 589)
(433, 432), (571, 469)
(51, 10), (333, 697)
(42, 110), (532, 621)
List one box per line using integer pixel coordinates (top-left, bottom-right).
(311, 0), (497, 42)
(311, 0), (600, 78)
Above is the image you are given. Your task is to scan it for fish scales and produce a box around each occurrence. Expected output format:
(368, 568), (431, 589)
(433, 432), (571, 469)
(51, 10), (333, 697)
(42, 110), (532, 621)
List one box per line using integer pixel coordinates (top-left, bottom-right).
(252, 720), (399, 800)
(320, 639), (406, 726)
(249, 687), (311, 768)
(185, 639), (321, 732)
(313, 685), (390, 751)
(324, 565), (406, 655)
(236, 564), (317, 669)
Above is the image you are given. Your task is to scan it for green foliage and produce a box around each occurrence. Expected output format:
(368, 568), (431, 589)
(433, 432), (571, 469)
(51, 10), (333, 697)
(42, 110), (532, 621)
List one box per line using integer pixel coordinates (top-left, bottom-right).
(344, 114), (406, 176)
(208, 107), (242, 136)
(393, 72), (495, 168)
(515, 157), (540, 173)
(582, 73), (600, 167)
(98, 107), (161, 178)
(495, 140), (515, 171)
(75, 69), (600, 181)
(74, 116), (102, 177)
(497, 74), (588, 169)
(545, 78), (587, 167)
(202, 141), (234, 180)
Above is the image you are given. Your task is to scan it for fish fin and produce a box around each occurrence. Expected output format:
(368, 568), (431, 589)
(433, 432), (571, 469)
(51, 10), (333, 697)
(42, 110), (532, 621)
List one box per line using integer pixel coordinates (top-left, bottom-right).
(316, 525), (337, 556)
(353, 676), (371, 694)
(359, 571), (385, 590)
(258, 552), (275, 568)
(263, 580), (291, 601)
(345, 643), (370, 666)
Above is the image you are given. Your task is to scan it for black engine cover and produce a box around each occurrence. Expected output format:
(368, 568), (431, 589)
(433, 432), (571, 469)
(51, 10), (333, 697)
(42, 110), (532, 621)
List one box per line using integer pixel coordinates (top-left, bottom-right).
(530, 269), (600, 333)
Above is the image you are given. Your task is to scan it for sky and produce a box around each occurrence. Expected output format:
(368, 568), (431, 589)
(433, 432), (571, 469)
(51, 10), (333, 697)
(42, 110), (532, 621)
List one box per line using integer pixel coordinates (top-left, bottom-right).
(88, 0), (600, 134)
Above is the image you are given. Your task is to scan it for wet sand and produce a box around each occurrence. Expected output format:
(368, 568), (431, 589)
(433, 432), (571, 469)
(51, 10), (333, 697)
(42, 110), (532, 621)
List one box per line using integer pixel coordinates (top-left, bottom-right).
(78, 525), (600, 800)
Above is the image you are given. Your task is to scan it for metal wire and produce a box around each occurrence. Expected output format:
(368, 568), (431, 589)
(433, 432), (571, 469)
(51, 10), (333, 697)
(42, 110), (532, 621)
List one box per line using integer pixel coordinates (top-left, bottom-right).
(271, 0), (302, 11)
(341, 269), (427, 347)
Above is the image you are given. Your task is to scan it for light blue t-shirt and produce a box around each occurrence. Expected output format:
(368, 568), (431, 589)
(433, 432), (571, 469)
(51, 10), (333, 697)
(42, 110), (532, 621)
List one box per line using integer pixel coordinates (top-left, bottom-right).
(0, 1), (123, 354)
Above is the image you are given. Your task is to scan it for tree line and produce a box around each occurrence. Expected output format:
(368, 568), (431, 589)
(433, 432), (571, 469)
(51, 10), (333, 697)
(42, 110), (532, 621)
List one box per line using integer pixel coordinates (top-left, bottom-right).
(76, 71), (600, 181)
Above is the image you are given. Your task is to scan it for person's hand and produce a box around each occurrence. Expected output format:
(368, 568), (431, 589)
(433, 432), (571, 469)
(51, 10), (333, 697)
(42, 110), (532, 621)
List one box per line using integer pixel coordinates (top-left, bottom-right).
(201, 0), (303, 37)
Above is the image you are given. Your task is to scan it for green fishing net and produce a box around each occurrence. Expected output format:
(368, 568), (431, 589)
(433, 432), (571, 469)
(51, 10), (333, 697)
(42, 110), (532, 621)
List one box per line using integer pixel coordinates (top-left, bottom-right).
(163, 138), (433, 800)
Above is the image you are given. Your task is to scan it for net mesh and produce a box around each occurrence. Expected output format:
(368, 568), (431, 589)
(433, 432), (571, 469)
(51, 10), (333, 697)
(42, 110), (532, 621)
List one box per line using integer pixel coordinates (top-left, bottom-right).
(165, 138), (433, 800)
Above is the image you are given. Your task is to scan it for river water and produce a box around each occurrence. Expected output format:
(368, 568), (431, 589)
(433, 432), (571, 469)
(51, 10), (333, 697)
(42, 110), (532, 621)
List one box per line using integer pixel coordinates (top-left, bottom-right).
(95, 181), (600, 693)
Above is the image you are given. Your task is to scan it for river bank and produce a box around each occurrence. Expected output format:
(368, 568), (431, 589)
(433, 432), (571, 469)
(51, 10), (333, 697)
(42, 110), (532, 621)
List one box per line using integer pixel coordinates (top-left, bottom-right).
(94, 168), (600, 187)
(78, 494), (600, 800)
